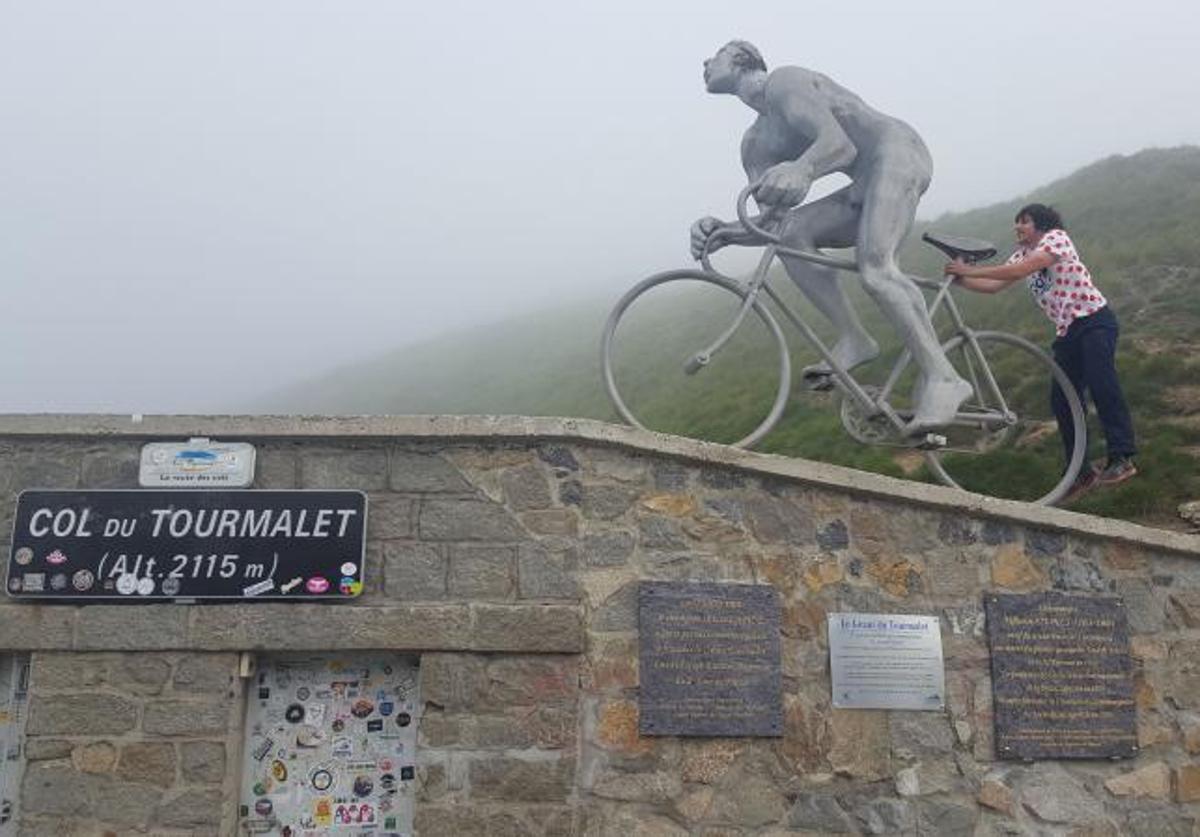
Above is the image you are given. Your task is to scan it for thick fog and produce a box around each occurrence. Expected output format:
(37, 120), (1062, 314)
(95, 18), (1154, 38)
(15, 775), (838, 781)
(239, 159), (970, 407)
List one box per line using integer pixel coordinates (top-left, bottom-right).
(2, 0), (1197, 413)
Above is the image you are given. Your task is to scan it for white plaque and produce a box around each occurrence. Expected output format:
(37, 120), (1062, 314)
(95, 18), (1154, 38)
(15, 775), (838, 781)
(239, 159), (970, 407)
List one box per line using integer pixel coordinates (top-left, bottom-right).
(828, 613), (945, 710)
(139, 438), (256, 488)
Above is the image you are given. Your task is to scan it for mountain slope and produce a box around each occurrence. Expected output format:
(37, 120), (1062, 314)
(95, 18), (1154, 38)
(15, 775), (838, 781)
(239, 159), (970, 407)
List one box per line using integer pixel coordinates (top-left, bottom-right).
(264, 146), (1200, 527)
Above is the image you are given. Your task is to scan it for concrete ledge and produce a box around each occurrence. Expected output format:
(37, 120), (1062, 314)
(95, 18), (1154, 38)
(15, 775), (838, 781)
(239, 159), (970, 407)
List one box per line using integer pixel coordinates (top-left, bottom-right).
(0, 603), (584, 652)
(1, 414), (1196, 558)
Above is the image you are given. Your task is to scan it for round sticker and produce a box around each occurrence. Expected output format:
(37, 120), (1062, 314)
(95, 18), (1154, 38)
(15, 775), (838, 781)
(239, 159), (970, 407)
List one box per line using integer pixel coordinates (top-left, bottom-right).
(7, 578), (21, 592)
(14, 547), (33, 566)
(331, 718), (345, 733)
(340, 562), (357, 576)
(296, 686), (311, 701)
(353, 776), (374, 798)
(339, 578), (363, 596)
(49, 574), (68, 591)
(271, 759), (288, 781)
(380, 773), (396, 791)
(285, 704), (305, 724)
(306, 577), (330, 594)
(351, 699), (374, 719)
(72, 569), (95, 591)
(254, 798), (273, 817)
(161, 577), (181, 596)
(45, 549), (67, 565)
(296, 725), (324, 748)
(136, 576), (155, 596)
(395, 712), (412, 728)
(311, 768), (334, 791)
(116, 574), (138, 595)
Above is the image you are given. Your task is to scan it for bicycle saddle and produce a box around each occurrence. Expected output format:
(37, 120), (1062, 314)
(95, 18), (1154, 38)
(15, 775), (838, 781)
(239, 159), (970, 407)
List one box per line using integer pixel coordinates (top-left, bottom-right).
(921, 232), (997, 263)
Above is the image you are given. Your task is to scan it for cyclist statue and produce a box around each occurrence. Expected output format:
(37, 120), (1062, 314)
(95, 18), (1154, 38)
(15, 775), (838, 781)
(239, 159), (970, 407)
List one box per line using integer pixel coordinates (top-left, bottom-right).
(690, 40), (971, 433)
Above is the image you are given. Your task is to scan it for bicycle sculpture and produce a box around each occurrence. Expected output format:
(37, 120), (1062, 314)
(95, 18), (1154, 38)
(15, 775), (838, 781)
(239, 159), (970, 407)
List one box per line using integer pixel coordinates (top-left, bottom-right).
(600, 42), (1086, 505)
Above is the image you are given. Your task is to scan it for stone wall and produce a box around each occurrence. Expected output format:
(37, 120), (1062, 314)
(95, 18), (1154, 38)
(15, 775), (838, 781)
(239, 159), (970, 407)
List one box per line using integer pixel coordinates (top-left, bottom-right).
(1, 416), (1200, 836)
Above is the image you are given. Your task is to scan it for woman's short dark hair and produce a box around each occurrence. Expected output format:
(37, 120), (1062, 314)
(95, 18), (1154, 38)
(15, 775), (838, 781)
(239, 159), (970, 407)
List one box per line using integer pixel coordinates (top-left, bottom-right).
(1015, 203), (1064, 232)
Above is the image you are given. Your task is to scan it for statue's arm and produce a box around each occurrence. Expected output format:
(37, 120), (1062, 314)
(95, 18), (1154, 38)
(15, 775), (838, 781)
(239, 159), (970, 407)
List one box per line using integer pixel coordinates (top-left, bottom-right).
(752, 80), (857, 207)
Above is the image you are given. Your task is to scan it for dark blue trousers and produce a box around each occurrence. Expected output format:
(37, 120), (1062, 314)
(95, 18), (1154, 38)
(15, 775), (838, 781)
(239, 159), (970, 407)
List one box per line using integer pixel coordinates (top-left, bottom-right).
(1050, 306), (1137, 463)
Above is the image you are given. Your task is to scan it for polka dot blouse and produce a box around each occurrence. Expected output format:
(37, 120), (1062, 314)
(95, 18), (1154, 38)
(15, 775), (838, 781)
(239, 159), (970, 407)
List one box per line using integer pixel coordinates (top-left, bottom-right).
(1006, 228), (1107, 336)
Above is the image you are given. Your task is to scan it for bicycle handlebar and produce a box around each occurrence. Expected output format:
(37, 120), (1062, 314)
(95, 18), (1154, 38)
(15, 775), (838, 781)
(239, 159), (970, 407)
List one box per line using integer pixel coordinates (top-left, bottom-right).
(700, 181), (953, 293)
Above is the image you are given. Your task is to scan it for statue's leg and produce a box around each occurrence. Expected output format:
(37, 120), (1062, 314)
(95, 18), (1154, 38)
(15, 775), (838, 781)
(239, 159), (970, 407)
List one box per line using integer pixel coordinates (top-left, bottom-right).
(855, 165), (970, 432)
(778, 189), (878, 381)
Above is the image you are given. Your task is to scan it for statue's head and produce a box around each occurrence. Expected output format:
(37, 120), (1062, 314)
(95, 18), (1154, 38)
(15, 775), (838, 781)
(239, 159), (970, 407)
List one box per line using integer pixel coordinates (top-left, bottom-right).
(703, 40), (766, 94)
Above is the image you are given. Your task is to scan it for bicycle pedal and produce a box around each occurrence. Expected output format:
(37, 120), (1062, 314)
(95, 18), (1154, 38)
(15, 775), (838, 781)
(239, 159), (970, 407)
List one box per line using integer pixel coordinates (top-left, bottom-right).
(917, 433), (948, 450)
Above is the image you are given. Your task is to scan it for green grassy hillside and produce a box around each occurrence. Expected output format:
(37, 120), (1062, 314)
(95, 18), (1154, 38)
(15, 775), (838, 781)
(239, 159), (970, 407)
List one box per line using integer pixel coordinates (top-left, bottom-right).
(265, 146), (1200, 528)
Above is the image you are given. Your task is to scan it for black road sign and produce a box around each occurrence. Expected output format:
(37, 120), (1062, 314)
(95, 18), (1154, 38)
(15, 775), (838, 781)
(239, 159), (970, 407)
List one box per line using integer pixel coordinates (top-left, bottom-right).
(7, 490), (367, 601)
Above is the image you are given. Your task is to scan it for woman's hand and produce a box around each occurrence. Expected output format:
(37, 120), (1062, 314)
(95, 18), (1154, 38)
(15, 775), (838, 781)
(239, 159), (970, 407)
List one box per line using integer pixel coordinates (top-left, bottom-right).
(944, 258), (972, 278)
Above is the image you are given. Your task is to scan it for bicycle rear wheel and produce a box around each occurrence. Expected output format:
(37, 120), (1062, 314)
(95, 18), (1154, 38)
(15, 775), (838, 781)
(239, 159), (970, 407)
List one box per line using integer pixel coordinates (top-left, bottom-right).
(601, 269), (791, 449)
(923, 331), (1086, 505)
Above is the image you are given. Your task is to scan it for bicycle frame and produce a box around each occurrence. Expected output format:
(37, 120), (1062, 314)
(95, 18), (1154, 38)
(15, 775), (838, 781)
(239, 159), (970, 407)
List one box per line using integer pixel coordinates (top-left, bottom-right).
(698, 236), (1017, 442)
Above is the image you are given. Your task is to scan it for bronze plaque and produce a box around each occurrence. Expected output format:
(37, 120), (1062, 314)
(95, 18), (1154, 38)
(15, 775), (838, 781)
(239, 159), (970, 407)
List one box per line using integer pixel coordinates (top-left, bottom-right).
(986, 592), (1136, 760)
(638, 582), (782, 737)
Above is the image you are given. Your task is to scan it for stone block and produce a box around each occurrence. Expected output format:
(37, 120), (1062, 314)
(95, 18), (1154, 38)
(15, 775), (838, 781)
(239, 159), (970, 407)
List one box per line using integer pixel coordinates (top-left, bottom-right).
(390, 450), (474, 493)
(73, 741), (117, 773)
(252, 444), (298, 488)
(80, 447), (139, 488)
(517, 543), (580, 599)
(419, 499), (524, 541)
(1116, 579), (1164, 633)
(28, 694), (137, 736)
(829, 709), (890, 780)
(420, 653), (489, 711)
(152, 788), (224, 828)
(638, 516), (687, 550)
(116, 655), (172, 694)
(75, 606), (188, 650)
(787, 792), (855, 833)
(680, 740), (742, 783)
(448, 545), (515, 599)
(116, 742), (176, 787)
(519, 509), (579, 536)
(2, 448), (81, 491)
(172, 653), (236, 694)
(591, 581), (638, 632)
(469, 757), (573, 802)
(0, 606), (75, 650)
(1104, 761), (1170, 799)
(487, 656), (579, 705)
(188, 604), (472, 650)
(300, 448), (388, 489)
(594, 699), (650, 755)
(1018, 765), (1094, 823)
(367, 495), (416, 539)
(745, 495), (813, 544)
(981, 520), (1016, 545)
(384, 542), (447, 600)
(1124, 810), (1196, 837)
(916, 796), (978, 836)
(708, 772), (787, 827)
(591, 769), (681, 804)
(179, 741), (226, 784)
(991, 544), (1047, 590)
(582, 530), (636, 567)
(855, 797), (915, 835)
(143, 700), (231, 737)
(413, 807), (534, 837)
(471, 604), (583, 652)
(19, 763), (94, 818)
(1175, 764), (1200, 802)
(890, 712), (956, 760)
(90, 777), (164, 828)
(581, 483), (641, 520)
(538, 445), (581, 472)
(24, 739), (73, 761)
(500, 463), (554, 511)
(652, 462), (688, 491)
(817, 519), (850, 551)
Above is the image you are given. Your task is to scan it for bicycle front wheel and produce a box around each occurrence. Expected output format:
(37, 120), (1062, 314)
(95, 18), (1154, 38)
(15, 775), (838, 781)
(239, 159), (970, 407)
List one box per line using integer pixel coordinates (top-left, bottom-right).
(601, 269), (791, 449)
(923, 331), (1086, 505)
